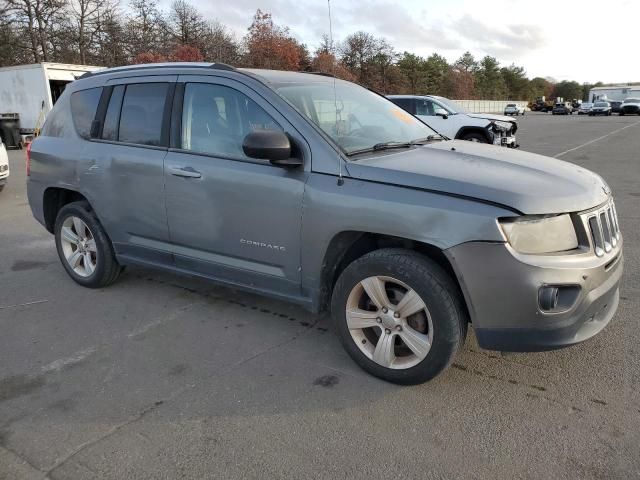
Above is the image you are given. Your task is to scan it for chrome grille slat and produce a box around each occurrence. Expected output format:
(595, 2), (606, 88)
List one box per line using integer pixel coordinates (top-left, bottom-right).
(583, 198), (620, 257)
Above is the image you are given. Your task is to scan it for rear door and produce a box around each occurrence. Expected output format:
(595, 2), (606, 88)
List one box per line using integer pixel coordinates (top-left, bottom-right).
(81, 75), (176, 264)
(163, 75), (309, 299)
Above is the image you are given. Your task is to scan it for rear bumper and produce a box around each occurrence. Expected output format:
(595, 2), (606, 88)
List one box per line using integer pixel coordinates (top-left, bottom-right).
(445, 241), (623, 352)
(26, 179), (47, 229)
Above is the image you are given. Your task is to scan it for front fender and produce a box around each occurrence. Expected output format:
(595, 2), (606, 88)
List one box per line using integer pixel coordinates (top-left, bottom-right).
(300, 173), (512, 305)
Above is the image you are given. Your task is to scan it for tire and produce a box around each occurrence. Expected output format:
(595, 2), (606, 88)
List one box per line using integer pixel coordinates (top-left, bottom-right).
(620, 111), (624, 116)
(54, 201), (122, 288)
(461, 132), (488, 143)
(331, 249), (468, 385)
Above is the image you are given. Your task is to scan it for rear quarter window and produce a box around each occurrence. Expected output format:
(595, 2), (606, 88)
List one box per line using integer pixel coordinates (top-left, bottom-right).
(41, 98), (66, 137)
(70, 87), (102, 139)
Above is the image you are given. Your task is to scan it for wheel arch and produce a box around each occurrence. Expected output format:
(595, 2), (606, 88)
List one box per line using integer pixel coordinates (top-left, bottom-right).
(316, 231), (469, 320)
(455, 126), (492, 143)
(43, 187), (91, 233)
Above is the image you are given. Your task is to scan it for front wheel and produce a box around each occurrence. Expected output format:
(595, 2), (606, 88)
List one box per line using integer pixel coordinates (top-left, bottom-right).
(461, 132), (488, 143)
(331, 249), (468, 384)
(54, 201), (123, 288)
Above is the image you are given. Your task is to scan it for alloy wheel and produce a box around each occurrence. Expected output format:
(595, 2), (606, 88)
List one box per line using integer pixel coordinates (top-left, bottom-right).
(60, 216), (97, 277)
(345, 276), (433, 369)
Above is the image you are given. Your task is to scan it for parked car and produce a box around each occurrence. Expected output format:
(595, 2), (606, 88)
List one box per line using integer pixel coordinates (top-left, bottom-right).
(589, 102), (612, 116)
(0, 139), (9, 192)
(619, 98), (640, 115)
(504, 103), (525, 116)
(577, 103), (593, 115)
(552, 102), (573, 115)
(388, 95), (518, 147)
(609, 101), (622, 114)
(27, 64), (623, 384)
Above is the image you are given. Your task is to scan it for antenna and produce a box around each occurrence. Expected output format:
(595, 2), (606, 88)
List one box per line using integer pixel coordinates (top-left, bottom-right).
(327, 0), (343, 186)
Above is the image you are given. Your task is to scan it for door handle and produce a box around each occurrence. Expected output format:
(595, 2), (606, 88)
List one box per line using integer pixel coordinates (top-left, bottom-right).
(168, 166), (202, 178)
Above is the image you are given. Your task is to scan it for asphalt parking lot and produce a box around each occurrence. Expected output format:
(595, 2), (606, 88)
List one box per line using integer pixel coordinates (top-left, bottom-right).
(1, 112), (639, 480)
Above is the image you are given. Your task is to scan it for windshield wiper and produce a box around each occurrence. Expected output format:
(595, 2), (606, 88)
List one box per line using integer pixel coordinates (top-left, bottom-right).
(346, 136), (442, 157)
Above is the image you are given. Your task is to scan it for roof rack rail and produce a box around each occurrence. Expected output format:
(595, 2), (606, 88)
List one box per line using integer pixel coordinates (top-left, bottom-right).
(77, 62), (237, 79)
(209, 63), (235, 71)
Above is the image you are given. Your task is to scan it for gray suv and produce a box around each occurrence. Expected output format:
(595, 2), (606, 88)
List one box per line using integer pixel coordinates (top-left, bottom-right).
(27, 63), (623, 384)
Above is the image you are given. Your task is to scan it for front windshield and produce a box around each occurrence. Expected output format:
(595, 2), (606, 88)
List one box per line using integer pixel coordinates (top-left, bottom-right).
(582, 103), (593, 107)
(594, 102), (609, 107)
(506, 104), (516, 107)
(430, 96), (468, 114)
(624, 98), (640, 103)
(275, 81), (438, 155)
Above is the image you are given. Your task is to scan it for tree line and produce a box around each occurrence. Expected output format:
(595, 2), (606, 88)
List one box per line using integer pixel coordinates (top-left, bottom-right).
(0, 1), (614, 100)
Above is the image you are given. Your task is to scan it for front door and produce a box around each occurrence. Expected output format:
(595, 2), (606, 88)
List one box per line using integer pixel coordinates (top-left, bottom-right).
(415, 98), (454, 138)
(163, 76), (308, 300)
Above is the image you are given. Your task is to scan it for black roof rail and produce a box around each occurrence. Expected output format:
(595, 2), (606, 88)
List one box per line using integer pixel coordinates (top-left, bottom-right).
(209, 63), (235, 71)
(77, 62), (238, 79)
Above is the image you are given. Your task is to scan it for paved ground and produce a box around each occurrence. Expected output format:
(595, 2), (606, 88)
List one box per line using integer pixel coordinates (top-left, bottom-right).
(1, 112), (639, 480)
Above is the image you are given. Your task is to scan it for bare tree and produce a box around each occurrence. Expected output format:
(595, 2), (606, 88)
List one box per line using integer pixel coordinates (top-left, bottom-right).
(202, 20), (238, 64)
(69, 0), (105, 63)
(125, 0), (165, 57)
(168, 0), (205, 48)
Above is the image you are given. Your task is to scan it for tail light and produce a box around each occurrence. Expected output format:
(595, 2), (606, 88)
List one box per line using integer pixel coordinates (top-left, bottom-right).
(26, 141), (31, 176)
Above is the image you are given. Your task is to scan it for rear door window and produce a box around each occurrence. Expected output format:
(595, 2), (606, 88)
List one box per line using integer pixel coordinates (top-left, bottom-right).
(118, 83), (168, 146)
(70, 87), (102, 138)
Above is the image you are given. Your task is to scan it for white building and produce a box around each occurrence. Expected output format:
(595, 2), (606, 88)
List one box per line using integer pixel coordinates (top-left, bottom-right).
(588, 85), (640, 103)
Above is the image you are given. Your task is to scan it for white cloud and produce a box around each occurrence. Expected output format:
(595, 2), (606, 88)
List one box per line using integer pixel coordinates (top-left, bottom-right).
(157, 0), (640, 83)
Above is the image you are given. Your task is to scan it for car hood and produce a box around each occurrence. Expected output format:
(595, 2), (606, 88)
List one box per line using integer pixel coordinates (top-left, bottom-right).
(467, 113), (517, 123)
(346, 140), (609, 215)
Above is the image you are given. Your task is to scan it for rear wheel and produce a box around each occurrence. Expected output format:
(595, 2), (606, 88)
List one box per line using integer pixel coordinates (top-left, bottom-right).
(331, 249), (467, 384)
(54, 201), (122, 288)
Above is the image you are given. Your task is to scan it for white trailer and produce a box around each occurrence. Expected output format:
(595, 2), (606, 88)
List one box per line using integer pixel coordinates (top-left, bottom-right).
(0, 62), (103, 134)
(589, 85), (640, 103)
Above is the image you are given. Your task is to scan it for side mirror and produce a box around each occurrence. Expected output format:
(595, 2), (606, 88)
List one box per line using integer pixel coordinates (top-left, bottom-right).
(242, 130), (301, 167)
(435, 112), (448, 119)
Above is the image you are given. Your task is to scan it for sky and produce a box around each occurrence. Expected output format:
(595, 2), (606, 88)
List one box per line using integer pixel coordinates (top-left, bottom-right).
(160, 0), (640, 84)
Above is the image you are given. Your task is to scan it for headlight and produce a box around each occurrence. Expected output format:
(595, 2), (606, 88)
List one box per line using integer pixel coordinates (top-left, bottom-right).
(499, 214), (578, 254)
(491, 121), (512, 132)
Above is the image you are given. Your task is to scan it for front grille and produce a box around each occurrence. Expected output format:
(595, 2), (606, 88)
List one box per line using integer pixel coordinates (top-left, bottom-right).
(585, 199), (620, 257)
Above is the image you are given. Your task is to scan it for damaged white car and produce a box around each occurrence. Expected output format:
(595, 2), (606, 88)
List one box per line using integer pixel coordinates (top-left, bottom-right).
(388, 95), (518, 147)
